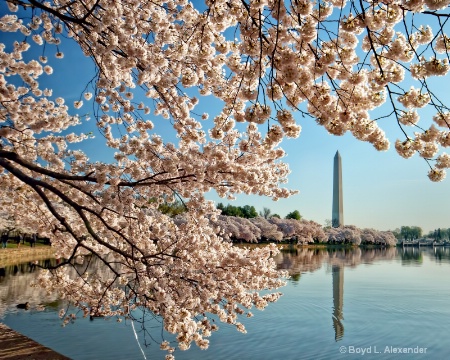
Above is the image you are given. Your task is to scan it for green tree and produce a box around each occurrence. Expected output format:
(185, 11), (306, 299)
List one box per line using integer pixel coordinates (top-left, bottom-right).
(400, 226), (412, 241)
(411, 226), (422, 240)
(400, 226), (422, 241)
(285, 210), (301, 220)
(259, 207), (272, 219)
(217, 203), (258, 218)
(217, 203), (225, 212)
(224, 204), (242, 217)
(241, 205), (258, 219)
(391, 228), (401, 240)
(158, 200), (186, 217)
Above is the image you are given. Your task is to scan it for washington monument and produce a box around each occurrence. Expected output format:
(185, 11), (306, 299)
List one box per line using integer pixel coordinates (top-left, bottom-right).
(332, 151), (343, 228)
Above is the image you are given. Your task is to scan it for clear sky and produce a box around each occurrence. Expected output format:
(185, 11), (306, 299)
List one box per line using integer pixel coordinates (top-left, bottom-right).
(2, 2), (449, 235)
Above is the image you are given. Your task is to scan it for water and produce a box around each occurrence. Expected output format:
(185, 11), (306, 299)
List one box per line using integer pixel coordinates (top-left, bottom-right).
(1, 246), (450, 359)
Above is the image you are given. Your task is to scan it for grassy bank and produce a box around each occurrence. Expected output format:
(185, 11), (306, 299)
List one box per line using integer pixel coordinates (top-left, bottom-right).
(0, 246), (55, 268)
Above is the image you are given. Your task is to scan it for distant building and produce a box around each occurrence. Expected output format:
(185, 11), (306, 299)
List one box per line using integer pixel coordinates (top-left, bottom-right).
(332, 151), (344, 227)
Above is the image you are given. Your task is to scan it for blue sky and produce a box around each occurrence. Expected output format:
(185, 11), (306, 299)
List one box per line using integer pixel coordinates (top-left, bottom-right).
(2, 3), (449, 234)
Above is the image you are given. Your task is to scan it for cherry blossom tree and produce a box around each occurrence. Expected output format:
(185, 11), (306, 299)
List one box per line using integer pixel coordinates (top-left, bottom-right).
(376, 230), (398, 246)
(250, 216), (284, 240)
(325, 226), (396, 245)
(269, 217), (327, 244)
(0, 212), (32, 235)
(297, 219), (329, 244)
(210, 214), (261, 242)
(0, 0), (448, 357)
(326, 225), (361, 244)
(0, 213), (14, 233)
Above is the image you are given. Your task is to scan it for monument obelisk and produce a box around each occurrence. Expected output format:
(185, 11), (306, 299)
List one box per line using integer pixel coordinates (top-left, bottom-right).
(332, 151), (343, 228)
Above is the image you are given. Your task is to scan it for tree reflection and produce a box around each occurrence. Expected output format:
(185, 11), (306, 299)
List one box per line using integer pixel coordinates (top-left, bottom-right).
(272, 246), (447, 343)
(0, 259), (61, 317)
(400, 248), (423, 265)
(433, 247), (450, 262)
(275, 247), (397, 277)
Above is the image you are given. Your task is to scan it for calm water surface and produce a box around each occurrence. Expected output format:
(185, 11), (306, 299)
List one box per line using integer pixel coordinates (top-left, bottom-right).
(1, 247), (449, 359)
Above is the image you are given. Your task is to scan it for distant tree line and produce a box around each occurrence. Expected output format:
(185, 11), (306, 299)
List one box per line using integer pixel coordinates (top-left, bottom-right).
(399, 226), (423, 241)
(145, 201), (396, 246)
(3, 201), (396, 247)
(217, 203), (258, 218)
(218, 203), (301, 221)
(167, 211), (396, 246)
(426, 228), (450, 241)
(392, 226), (450, 243)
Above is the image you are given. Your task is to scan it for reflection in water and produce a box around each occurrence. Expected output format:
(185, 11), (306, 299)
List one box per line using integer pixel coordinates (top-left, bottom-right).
(400, 247), (423, 265)
(397, 246), (450, 265)
(0, 259), (61, 317)
(273, 246), (450, 343)
(276, 246), (327, 278)
(1, 246), (450, 359)
(332, 265), (344, 341)
(432, 246), (450, 262)
(275, 246), (398, 278)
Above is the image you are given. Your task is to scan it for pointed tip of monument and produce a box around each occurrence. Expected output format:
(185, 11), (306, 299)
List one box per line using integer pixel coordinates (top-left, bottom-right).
(335, 150), (340, 157)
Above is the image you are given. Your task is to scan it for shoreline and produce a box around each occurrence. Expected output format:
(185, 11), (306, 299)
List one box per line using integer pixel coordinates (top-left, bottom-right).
(0, 247), (55, 268)
(0, 323), (70, 360)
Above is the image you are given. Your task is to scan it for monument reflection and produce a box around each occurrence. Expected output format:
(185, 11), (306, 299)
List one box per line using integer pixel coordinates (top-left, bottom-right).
(276, 246), (399, 342)
(332, 264), (344, 341)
